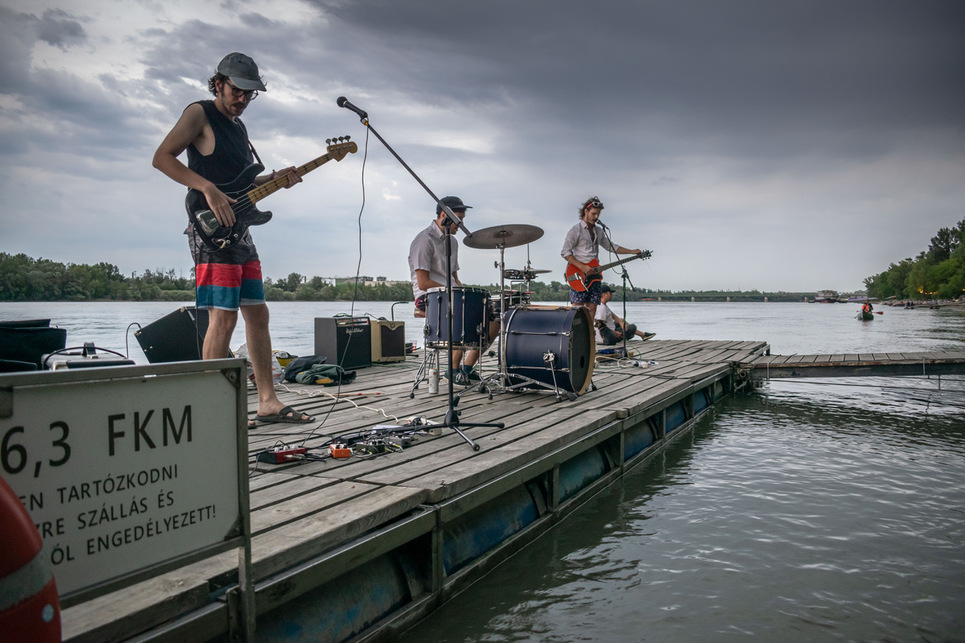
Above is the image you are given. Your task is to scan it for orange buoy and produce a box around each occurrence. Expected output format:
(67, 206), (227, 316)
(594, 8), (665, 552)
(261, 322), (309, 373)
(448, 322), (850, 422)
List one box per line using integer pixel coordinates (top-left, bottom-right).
(0, 475), (61, 642)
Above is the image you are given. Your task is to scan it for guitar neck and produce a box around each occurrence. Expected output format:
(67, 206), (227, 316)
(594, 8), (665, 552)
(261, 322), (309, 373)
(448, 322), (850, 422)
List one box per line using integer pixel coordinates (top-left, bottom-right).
(244, 152), (336, 204)
(599, 252), (650, 272)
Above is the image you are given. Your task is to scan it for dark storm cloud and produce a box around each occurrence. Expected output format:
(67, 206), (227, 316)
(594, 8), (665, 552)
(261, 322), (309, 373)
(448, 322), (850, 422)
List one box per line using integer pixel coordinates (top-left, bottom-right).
(311, 0), (965, 163)
(35, 8), (88, 49)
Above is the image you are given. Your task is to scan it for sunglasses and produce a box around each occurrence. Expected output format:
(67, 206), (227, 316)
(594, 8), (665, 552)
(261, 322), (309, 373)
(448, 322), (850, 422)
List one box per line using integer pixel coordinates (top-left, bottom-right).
(585, 198), (603, 209)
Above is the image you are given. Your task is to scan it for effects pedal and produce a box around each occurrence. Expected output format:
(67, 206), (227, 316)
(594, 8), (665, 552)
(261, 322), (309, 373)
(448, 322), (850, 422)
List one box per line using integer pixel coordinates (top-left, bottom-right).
(257, 446), (307, 464)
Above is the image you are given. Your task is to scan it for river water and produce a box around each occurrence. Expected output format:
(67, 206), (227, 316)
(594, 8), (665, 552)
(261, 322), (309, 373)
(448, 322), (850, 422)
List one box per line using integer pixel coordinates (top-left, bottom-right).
(2, 300), (964, 641)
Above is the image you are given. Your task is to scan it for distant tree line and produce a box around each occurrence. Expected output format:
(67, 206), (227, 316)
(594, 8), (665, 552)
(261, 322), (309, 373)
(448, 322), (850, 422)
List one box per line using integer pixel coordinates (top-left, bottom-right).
(1, 252), (812, 303)
(0, 253), (194, 301)
(864, 218), (965, 300)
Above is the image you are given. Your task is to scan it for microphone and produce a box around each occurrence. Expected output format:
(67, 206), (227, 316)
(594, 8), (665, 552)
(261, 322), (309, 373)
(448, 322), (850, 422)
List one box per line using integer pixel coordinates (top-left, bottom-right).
(596, 219), (608, 229)
(337, 96), (368, 119)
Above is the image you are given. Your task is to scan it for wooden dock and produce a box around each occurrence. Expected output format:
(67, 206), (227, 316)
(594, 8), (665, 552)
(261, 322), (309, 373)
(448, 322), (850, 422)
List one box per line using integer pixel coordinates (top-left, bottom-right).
(738, 349), (965, 380)
(59, 338), (965, 642)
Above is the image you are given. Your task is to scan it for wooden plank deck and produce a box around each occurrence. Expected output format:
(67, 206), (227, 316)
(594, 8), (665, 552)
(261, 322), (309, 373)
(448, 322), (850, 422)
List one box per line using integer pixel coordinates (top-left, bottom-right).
(739, 350), (965, 379)
(62, 339), (769, 642)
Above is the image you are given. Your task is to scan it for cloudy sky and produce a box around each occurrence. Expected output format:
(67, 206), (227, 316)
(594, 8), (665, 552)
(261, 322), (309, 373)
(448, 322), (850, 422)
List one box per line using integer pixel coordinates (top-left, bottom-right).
(1, 0), (963, 293)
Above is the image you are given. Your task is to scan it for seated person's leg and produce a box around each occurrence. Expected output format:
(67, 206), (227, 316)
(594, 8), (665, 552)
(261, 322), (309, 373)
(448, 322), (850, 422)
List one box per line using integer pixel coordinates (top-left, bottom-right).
(599, 325), (621, 346)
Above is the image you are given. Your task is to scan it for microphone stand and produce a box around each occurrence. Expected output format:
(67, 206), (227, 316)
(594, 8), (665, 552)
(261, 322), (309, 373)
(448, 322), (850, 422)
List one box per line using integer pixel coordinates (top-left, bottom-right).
(340, 100), (502, 450)
(600, 224), (635, 358)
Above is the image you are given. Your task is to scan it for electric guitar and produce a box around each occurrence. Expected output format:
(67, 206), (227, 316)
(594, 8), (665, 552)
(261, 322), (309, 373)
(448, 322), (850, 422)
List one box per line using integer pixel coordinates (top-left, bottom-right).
(185, 136), (358, 250)
(565, 250), (652, 292)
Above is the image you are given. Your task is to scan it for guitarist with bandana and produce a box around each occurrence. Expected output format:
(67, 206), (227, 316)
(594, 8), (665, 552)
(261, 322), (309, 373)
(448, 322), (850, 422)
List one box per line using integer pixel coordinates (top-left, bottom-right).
(152, 52), (313, 425)
(561, 196), (645, 320)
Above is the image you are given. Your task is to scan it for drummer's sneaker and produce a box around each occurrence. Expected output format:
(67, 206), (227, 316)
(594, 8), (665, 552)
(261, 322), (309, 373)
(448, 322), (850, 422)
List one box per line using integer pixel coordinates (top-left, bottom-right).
(461, 365), (481, 382)
(446, 368), (470, 385)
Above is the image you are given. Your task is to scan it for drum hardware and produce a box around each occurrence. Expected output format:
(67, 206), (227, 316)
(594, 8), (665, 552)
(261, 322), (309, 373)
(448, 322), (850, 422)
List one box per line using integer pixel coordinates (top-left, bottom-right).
(455, 223), (596, 403)
(346, 99), (503, 449)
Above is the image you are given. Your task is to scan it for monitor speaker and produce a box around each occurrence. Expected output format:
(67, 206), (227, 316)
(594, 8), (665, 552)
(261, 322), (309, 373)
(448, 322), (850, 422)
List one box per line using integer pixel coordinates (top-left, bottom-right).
(314, 317), (371, 369)
(135, 307), (208, 363)
(370, 320), (405, 363)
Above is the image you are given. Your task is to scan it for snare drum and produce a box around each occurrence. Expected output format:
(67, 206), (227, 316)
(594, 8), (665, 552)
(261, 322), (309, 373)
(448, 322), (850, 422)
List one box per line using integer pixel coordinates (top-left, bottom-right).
(489, 289), (530, 320)
(501, 305), (595, 394)
(424, 287), (490, 348)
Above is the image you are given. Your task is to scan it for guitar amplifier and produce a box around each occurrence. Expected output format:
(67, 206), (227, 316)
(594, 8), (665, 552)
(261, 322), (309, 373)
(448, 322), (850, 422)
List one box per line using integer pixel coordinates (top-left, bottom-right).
(370, 320), (405, 363)
(135, 307), (208, 363)
(314, 317), (371, 369)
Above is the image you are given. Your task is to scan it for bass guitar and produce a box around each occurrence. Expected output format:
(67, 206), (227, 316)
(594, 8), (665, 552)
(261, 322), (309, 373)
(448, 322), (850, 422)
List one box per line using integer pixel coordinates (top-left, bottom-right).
(564, 250), (652, 292)
(186, 136), (358, 250)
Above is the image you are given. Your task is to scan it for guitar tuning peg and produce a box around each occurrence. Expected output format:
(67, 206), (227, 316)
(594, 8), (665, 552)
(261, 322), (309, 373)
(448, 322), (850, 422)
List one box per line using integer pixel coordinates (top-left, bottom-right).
(326, 138), (332, 145)
(344, 135), (351, 141)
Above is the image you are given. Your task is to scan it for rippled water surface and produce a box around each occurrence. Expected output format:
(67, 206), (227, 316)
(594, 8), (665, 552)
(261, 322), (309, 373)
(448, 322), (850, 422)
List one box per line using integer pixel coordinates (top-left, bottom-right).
(3, 300), (964, 640)
(399, 380), (965, 642)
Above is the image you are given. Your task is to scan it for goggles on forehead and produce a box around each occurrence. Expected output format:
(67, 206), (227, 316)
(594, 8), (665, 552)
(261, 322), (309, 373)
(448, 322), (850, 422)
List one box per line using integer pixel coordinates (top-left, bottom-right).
(584, 197), (604, 210)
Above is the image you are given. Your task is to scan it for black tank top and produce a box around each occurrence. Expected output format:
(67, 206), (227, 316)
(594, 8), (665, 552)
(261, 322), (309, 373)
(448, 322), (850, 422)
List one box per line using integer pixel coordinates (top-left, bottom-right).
(186, 100), (253, 185)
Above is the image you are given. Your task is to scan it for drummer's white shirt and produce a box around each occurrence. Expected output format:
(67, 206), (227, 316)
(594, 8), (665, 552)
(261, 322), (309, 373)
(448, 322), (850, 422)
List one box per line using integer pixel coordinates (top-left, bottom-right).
(409, 221), (460, 300)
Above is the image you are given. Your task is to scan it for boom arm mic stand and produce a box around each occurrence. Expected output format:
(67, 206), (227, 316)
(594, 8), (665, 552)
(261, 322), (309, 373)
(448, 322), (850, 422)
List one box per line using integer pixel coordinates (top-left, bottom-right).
(338, 98), (503, 450)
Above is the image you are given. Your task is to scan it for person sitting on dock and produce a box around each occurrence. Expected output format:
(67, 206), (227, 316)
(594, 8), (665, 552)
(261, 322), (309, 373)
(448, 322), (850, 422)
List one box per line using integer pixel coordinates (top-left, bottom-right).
(152, 52), (313, 425)
(408, 196), (484, 384)
(595, 285), (656, 346)
(561, 196), (642, 320)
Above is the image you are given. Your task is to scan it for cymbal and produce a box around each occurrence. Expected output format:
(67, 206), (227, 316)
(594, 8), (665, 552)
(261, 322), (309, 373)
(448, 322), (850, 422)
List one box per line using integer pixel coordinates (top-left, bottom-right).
(503, 268), (551, 280)
(463, 224), (544, 249)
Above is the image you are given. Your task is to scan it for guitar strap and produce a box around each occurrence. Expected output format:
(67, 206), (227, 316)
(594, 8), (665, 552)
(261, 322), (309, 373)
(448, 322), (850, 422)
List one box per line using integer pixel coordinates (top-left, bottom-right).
(247, 140), (263, 166)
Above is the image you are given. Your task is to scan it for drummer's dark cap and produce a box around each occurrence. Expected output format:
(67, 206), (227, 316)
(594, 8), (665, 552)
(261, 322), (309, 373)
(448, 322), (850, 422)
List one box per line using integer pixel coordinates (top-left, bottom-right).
(217, 52), (267, 91)
(437, 196), (472, 215)
(601, 284), (613, 293)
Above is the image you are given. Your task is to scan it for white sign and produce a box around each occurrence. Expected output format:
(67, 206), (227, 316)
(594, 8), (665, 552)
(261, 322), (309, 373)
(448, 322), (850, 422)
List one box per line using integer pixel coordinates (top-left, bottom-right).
(0, 365), (244, 597)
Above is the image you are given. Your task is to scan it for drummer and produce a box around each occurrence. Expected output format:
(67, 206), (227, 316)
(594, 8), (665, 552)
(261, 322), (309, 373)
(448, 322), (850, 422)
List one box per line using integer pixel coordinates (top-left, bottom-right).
(408, 196), (483, 384)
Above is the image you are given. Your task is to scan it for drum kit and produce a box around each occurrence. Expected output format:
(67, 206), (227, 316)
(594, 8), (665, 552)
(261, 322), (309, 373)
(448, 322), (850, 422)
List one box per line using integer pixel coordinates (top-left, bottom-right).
(414, 223), (595, 403)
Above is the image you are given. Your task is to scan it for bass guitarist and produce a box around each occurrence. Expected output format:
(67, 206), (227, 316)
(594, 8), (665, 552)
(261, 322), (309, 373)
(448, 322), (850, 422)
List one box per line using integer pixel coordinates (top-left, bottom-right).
(561, 196), (643, 319)
(153, 52), (312, 425)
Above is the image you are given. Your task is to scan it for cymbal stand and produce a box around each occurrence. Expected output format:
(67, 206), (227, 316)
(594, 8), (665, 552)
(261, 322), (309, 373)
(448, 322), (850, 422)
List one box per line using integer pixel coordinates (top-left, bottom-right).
(348, 106), (503, 449)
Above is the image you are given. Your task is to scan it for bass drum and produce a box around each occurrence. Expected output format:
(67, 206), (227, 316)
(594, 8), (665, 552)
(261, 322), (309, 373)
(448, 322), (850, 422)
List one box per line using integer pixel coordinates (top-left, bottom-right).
(501, 305), (595, 394)
(425, 287), (490, 348)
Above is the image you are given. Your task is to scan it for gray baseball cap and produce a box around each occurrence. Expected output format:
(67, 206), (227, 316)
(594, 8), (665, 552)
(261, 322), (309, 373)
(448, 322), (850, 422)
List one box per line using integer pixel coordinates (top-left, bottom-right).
(217, 52), (267, 91)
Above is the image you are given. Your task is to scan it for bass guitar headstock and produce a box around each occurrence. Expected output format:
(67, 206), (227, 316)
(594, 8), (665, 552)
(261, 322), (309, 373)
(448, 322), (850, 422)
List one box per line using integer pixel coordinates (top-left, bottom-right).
(639, 249), (653, 259)
(326, 135), (359, 160)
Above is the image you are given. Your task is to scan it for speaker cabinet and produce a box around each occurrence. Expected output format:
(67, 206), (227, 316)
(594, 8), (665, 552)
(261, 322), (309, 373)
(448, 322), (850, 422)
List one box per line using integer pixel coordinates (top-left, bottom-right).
(135, 307), (208, 363)
(370, 320), (405, 363)
(0, 319), (67, 368)
(314, 317), (371, 369)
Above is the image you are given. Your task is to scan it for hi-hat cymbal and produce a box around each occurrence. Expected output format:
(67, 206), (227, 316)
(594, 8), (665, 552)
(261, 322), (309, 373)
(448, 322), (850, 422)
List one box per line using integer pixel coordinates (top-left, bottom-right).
(463, 224), (544, 249)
